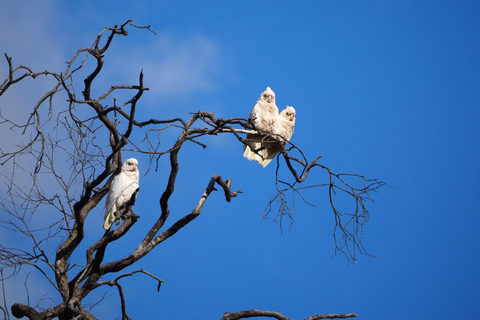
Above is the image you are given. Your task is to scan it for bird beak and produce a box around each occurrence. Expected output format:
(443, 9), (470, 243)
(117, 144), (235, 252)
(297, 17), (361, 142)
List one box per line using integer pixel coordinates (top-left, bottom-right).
(267, 96), (272, 103)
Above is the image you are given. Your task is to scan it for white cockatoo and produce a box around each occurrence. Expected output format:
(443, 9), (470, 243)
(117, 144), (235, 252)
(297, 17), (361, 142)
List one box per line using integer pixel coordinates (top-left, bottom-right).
(257, 106), (296, 167)
(103, 158), (140, 230)
(243, 87), (279, 163)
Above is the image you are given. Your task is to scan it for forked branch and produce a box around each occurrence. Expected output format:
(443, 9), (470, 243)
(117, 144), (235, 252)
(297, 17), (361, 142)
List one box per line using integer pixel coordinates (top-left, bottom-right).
(0, 20), (385, 320)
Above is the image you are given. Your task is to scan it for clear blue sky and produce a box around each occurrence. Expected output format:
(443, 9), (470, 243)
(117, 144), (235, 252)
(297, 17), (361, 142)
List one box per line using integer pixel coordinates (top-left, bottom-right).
(1, 1), (479, 319)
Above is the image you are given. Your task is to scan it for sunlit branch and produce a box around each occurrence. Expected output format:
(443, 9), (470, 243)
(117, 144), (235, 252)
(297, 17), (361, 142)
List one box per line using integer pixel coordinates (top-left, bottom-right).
(221, 309), (358, 320)
(0, 20), (385, 319)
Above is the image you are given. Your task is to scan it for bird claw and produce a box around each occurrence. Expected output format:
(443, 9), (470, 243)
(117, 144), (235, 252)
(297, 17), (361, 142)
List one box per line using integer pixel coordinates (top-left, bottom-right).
(125, 213), (140, 219)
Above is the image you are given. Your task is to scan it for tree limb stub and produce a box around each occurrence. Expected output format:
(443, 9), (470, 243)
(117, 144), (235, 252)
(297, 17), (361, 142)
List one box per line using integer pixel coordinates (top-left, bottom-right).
(221, 309), (358, 320)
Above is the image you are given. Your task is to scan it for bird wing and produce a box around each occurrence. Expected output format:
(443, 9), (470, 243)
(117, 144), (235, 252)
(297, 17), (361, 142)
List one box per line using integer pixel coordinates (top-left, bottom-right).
(243, 133), (267, 162)
(244, 102), (279, 164)
(257, 107), (296, 167)
(104, 173), (123, 230)
(103, 172), (139, 230)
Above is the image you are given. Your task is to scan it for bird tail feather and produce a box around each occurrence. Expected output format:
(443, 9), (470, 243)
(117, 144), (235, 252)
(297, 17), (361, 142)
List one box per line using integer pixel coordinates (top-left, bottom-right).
(243, 141), (264, 162)
(103, 209), (115, 230)
(258, 147), (281, 167)
(258, 155), (275, 167)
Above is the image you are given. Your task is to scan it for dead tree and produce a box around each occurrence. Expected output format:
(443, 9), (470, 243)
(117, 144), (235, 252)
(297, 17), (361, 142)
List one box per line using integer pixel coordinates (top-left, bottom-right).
(0, 21), (384, 320)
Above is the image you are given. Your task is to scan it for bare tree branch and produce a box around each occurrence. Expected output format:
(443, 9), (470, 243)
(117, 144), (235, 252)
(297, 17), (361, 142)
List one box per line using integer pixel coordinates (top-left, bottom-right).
(221, 309), (358, 320)
(304, 313), (358, 320)
(0, 20), (385, 319)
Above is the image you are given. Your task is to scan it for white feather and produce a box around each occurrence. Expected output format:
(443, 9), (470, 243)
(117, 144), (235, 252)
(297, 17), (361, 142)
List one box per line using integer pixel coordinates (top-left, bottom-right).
(103, 158), (140, 230)
(257, 106), (296, 167)
(243, 87), (279, 163)
(243, 87), (296, 167)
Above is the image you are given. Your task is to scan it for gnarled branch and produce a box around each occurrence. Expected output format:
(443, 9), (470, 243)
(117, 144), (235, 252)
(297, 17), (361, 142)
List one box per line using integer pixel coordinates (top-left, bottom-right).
(0, 20), (385, 320)
(221, 309), (358, 320)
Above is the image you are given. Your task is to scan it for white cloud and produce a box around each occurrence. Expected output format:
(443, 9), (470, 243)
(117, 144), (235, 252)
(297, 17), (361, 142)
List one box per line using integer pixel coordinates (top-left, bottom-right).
(0, 0), (66, 147)
(0, 1), (64, 72)
(0, 1), (65, 198)
(0, 6), (239, 317)
(110, 32), (236, 99)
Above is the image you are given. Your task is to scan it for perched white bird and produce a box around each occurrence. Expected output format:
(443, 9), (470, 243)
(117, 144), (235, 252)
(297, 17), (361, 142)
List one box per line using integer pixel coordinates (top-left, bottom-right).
(103, 158), (140, 230)
(243, 87), (279, 163)
(257, 106), (296, 167)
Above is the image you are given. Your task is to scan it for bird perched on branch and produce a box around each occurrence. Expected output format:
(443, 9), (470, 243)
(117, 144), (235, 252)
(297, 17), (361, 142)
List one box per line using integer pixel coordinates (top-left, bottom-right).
(243, 87), (279, 163)
(243, 87), (296, 167)
(257, 106), (296, 167)
(103, 158), (140, 230)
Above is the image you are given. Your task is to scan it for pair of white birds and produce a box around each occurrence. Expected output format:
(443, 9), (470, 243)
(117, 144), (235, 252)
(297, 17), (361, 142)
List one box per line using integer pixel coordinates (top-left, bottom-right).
(243, 87), (296, 167)
(103, 87), (295, 230)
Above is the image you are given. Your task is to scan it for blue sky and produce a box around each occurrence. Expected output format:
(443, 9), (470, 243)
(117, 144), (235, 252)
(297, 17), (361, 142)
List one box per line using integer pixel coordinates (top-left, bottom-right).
(0, 1), (479, 319)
